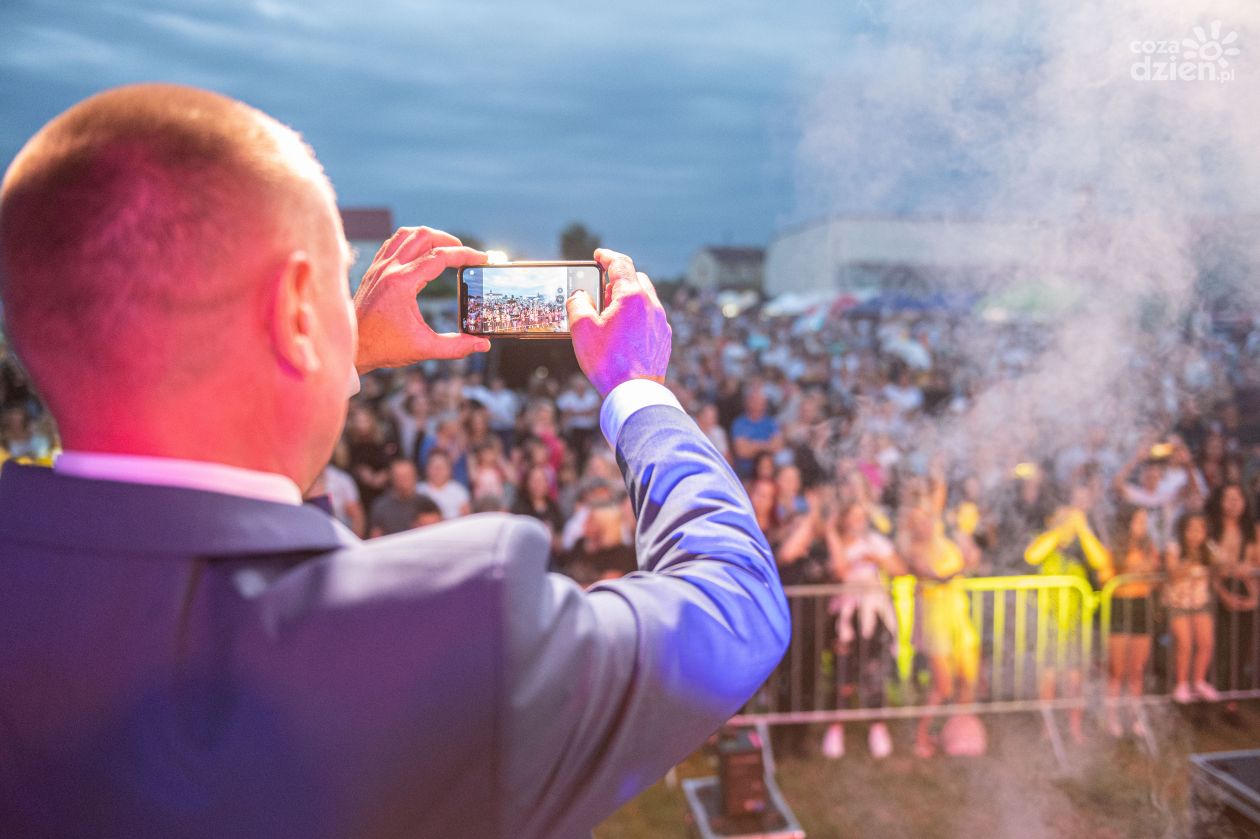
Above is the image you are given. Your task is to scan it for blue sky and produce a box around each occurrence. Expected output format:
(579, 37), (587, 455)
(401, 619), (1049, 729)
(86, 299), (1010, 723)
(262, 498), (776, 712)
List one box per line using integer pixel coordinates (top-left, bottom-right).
(0, 0), (882, 276)
(463, 266), (570, 299)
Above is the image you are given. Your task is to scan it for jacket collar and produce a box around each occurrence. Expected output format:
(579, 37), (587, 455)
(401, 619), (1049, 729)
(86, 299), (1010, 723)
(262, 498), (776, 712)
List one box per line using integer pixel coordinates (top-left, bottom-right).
(0, 462), (355, 557)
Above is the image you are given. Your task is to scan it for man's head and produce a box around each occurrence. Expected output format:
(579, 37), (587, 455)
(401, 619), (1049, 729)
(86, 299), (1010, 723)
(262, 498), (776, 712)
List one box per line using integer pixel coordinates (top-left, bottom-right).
(1140, 460), (1165, 491)
(405, 393), (430, 421)
(412, 494), (444, 528)
(0, 84), (356, 488)
(743, 383), (767, 419)
(582, 501), (624, 550)
(425, 448), (452, 487)
(388, 458), (418, 498)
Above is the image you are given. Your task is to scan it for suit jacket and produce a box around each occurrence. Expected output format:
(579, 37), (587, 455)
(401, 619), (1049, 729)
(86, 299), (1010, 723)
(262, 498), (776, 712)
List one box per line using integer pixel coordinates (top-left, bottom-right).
(0, 405), (789, 838)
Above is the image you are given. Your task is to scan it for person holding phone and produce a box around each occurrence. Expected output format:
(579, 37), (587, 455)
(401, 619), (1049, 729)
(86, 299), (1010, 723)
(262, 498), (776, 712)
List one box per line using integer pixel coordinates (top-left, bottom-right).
(0, 84), (789, 839)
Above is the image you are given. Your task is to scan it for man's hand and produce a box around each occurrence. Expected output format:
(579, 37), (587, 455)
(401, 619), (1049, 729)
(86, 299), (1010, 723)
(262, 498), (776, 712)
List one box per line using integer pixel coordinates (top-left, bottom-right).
(354, 227), (490, 374)
(566, 249), (671, 398)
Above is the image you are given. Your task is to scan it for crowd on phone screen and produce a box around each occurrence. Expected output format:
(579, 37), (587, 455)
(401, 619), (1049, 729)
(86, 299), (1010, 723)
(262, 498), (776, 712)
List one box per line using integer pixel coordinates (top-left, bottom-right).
(464, 294), (568, 334)
(5, 284), (1260, 760)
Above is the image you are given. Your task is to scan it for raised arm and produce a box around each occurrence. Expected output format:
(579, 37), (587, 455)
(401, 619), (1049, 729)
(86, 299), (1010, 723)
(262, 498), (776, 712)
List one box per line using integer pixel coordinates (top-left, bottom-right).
(779, 503), (820, 564)
(1073, 510), (1112, 572)
(1024, 516), (1064, 567)
(497, 250), (789, 839)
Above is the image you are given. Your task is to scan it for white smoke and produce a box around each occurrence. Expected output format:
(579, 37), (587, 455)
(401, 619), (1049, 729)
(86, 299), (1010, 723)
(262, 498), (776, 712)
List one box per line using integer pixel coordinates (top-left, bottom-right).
(790, 4), (1260, 832)
(797, 0), (1260, 478)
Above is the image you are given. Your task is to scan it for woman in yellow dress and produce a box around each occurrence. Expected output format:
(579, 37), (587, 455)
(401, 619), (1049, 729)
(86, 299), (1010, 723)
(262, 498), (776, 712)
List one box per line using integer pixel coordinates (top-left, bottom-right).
(900, 497), (981, 758)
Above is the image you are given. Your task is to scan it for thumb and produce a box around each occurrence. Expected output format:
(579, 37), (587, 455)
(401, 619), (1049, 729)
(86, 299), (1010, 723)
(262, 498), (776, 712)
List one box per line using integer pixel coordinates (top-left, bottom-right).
(566, 288), (599, 329)
(427, 332), (491, 360)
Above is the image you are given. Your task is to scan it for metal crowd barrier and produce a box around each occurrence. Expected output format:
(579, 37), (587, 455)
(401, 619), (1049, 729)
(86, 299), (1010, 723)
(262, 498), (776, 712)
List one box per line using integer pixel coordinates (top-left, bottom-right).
(734, 574), (1099, 725)
(735, 570), (1260, 730)
(1100, 571), (1260, 700)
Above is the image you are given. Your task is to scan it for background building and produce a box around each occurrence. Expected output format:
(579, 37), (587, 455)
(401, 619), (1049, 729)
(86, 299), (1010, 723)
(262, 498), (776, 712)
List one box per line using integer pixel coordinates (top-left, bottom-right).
(765, 214), (1260, 310)
(340, 207), (394, 294)
(764, 217), (1046, 298)
(686, 246), (765, 291)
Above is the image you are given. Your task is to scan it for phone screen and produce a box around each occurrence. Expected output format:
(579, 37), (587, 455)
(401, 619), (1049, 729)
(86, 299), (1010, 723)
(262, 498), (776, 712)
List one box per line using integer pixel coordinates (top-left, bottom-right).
(460, 263), (601, 336)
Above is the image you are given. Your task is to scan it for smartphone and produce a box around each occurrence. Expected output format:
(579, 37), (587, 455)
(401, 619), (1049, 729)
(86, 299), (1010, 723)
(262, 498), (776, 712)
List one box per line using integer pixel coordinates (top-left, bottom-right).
(458, 261), (605, 338)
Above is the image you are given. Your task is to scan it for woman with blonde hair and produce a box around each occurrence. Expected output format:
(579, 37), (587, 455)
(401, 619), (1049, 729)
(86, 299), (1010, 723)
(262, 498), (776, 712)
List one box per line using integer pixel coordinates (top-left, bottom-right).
(559, 502), (635, 588)
(901, 500), (981, 758)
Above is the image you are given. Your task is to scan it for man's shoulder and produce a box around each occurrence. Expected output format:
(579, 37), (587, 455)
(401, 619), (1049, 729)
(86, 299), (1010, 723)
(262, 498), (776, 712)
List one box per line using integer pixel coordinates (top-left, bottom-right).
(257, 513), (554, 633)
(320, 512), (550, 585)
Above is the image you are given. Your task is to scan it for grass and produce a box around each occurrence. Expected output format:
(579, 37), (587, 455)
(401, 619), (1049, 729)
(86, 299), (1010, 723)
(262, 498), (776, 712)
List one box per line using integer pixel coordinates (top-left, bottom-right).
(596, 701), (1260, 838)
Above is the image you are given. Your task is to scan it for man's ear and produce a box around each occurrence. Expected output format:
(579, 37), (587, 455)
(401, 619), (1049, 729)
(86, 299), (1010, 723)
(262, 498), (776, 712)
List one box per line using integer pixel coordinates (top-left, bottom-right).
(271, 250), (323, 377)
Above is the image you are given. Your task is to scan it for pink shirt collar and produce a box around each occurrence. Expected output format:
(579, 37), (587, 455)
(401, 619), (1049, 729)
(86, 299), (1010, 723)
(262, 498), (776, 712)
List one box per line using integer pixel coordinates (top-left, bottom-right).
(54, 451), (303, 506)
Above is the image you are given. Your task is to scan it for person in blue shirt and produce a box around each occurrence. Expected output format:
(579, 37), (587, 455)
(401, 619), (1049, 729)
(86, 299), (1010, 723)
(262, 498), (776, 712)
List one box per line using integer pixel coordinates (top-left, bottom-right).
(732, 382), (783, 479)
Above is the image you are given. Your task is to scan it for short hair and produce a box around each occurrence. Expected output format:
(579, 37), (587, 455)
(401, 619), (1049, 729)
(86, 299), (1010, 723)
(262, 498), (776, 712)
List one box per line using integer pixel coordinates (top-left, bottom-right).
(389, 457), (417, 474)
(0, 84), (335, 406)
(578, 477), (615, 501)
(471, 494), (506, 514)
(414, 494), (442, 519)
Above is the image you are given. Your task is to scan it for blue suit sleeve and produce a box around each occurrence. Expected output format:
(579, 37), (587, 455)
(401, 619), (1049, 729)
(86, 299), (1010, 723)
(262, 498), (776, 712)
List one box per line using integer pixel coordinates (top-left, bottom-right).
(497, 404), (789, 839)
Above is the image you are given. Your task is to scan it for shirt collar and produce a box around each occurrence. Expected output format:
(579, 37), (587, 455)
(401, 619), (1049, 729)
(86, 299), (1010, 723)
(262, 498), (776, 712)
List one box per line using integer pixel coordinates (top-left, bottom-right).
(54, 451), (304, 506)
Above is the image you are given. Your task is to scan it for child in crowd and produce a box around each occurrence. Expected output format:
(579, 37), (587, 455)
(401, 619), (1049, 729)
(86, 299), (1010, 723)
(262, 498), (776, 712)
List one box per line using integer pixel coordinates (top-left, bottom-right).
(1166, 511), (1219, 703)
(821, 502), (906, 760)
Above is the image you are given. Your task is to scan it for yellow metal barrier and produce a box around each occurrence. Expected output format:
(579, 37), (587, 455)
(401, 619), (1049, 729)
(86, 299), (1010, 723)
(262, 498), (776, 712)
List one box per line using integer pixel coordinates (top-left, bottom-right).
(739, 569), (1260, 729)
(738, 574), (1100, 724)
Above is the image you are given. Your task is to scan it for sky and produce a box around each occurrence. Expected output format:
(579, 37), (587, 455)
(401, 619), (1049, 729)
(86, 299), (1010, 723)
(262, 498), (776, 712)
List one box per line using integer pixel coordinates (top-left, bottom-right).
(0, 0), (878, 277)
(464, 266), (573, 299)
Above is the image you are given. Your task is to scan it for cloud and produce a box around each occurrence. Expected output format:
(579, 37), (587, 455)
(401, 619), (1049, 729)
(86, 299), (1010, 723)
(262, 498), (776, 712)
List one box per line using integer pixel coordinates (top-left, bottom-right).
(1, 0), (851, 274)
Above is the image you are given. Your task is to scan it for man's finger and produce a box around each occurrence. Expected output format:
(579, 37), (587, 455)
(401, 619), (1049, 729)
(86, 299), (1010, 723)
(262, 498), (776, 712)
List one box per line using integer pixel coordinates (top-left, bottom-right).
(594, 248), (640, 304)
(393, 227), (462, 263)
(422, 331), (492, 360)
(370, 229), (409, 265)
(383, 225), (463, 262)
(567, 288), (599, 331)
(404, 246), (487, 294)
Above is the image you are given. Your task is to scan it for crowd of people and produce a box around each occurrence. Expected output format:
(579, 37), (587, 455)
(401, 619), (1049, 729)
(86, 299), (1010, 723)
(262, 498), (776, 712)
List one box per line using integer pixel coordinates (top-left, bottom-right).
(463, 292), (568, 334)
(5, 282), (1260, 761)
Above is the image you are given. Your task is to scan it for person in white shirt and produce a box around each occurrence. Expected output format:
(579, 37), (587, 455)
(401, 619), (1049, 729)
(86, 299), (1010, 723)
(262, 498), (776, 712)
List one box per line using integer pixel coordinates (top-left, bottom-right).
(1114, 436), (1205, 550)
(696, 403), (732, 464)
(387, 391), (433, 463)
(317, 462), (365, 537)
(881, 366), (923, 415)
(556, 373), (600, 458)
(416, 448), (471, 519)
(465, 375), (520, 448)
